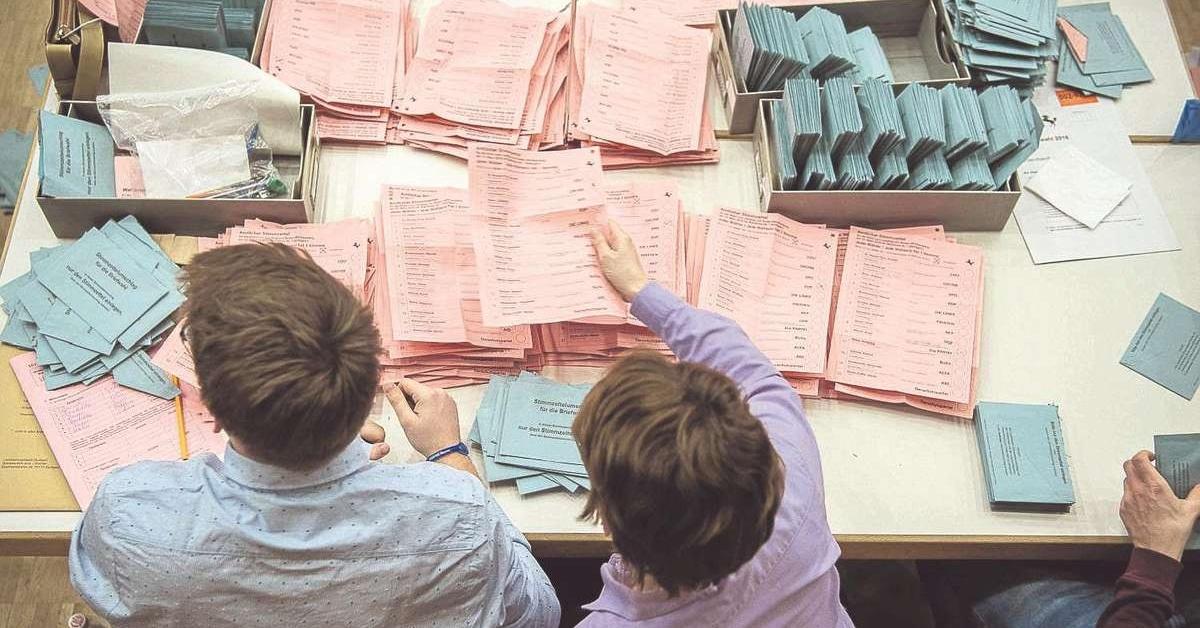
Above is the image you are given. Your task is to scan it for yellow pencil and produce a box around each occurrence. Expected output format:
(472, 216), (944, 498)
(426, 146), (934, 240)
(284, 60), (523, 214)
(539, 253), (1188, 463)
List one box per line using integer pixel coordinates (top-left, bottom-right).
(172, 376), (190, 460)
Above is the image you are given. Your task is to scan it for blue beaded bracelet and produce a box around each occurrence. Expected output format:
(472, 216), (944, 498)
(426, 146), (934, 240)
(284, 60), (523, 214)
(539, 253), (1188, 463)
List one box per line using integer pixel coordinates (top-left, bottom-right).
(426, 442), (469, 463)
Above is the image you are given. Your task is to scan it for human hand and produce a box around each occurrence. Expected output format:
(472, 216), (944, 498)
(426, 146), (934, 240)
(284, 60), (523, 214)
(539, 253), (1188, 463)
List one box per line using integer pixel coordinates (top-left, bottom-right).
(591, 220), (648, 302)
(1119, 450), (1200, 561)
(386, 378), (462, 458)
(360, 419), (390, 461)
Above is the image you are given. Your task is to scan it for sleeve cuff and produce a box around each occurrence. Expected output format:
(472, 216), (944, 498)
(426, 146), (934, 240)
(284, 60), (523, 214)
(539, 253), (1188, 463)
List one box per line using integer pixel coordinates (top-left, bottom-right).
(629, 281), (684, 328)
(1127, 547), (1184, 590)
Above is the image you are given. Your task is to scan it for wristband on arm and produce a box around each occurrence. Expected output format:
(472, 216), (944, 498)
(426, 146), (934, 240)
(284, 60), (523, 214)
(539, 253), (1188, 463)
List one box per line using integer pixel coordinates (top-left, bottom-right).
(426, 442), (469, 463)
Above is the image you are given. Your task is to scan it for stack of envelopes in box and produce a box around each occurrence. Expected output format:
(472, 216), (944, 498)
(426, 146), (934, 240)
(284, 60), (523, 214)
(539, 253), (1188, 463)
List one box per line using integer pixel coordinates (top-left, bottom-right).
(942, 0), (1057, 92)
(770, 78), (1040, 192)
(0, 217), (183, 399)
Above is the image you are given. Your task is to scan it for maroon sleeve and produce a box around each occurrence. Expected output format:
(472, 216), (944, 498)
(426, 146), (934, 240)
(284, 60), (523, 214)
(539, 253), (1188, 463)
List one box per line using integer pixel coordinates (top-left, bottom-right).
(1097, 548), (1182, 628)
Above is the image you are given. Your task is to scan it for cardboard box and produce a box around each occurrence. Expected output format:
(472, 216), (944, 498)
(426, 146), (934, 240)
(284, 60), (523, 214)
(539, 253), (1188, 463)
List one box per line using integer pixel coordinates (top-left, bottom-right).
(37, 103), (318, 238)
(753, 99), (1020, 231)
(713, 0), (968, 135)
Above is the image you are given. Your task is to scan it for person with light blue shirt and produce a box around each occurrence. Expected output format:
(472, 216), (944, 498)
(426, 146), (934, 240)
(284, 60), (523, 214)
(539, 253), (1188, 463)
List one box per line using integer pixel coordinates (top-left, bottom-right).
(68, 243), (560, 627)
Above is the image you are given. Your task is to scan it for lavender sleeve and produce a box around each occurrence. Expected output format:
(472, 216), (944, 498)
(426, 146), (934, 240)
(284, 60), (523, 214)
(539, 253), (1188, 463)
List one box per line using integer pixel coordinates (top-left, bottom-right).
(630, 282), (823, 480)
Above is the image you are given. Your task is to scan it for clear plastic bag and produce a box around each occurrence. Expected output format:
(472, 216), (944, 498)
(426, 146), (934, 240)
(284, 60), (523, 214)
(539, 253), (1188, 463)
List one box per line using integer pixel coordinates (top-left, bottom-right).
(98, 80), (288, 199)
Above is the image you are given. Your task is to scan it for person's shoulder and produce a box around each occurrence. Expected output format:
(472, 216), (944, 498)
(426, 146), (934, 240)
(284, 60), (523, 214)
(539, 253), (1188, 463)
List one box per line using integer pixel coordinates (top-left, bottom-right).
(96, 453), (220, 500)
(361, 460), (486, 504)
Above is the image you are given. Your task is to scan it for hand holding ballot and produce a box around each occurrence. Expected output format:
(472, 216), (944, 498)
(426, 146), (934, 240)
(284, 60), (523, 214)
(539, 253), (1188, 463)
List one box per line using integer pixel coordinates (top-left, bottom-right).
(591, 220), (649, 302)
(1120, 450), (1200, 561)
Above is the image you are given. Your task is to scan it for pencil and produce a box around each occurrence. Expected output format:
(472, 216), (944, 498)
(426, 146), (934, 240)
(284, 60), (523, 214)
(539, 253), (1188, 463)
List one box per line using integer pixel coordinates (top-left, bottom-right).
(173, 376), (190, 460)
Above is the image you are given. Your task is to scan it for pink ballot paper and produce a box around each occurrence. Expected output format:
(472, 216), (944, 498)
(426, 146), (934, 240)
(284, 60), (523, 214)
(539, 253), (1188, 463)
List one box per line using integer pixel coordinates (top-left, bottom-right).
(265, 0), (402, 107)
(468, 147), (625, 327)
(11, 352), (223, 509)
(468, 145), (605, 219)
(575, 7), (711, 156)
(827, 227), (983, 405)
(697, 208), (837, 376)
(150, 322), (198, 389)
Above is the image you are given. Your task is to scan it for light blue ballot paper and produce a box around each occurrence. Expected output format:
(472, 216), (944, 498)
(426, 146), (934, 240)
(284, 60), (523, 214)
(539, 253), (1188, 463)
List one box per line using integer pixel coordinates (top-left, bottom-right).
(37, 111), (116, 198)
(1155, 434), (1200, 500)
(1121, 293), (1200, 400)
(35, 228), (170, 343)
(974, 402), (1075, 509)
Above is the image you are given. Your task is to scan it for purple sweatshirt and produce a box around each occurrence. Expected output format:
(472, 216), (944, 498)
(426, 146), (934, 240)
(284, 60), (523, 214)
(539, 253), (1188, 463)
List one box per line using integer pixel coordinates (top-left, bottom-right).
(579, 282), (854, 627)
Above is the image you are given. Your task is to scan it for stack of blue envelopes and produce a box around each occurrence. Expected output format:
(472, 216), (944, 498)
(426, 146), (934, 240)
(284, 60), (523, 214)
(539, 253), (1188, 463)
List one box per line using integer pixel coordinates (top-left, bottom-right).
(143, 0), (228, 51)
(143, 0), (263, 59)
(0, 217), (184, 400)
(732, 2), (811, 91)
(849, 26), (893, 83)
(942, 0), (1057, 92)
(796, 7), (856, 79)
(732, 3), (896, 91)
(468, 372), (593, 496)
(1055, 3), (1153, 99)
(974, 402), (1076, 512)
(768, 79), (1038, 191)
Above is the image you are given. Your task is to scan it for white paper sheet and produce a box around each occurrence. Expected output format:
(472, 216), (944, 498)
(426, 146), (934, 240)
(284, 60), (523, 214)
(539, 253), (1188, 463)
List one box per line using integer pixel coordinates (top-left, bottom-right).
(1013, 90), (1179, 264)
(1024, 144), (1132, 229)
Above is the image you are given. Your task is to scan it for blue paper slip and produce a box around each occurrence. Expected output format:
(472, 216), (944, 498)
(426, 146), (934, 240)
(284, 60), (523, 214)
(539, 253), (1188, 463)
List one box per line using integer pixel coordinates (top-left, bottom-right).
(731, 2), (810, 92)
(494, 377), (590, 474)
(974, 402), (1075, 509)
(1121, 294), (1200, 400)
(112, 351), (180, 399)
(471, 372), (593, 494)
(0, 216), (185, 397)
(1155, 434), (1200, 500)
(37, 111), (116, 198)
(36, 228), (170, 343)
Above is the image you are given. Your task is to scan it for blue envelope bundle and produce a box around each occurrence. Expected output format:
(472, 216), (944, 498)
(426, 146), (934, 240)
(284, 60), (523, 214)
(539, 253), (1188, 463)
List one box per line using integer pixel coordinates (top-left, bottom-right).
(1055, 3), (1154, 99)
(467, 372), (594, 496)
(768, 79), (1040, 192)
(142, 0), (264, 59)
(942, 0), (1057, 92)
(0, 216), (183, 399)
(974, 402), (1076, 511)
(732, 2), (895, 91)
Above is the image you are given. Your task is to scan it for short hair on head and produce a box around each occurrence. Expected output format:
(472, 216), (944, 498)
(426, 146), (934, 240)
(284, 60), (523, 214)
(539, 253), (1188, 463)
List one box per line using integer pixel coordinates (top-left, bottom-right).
(181, 243), (381, 470)
(573, 350), (784, 596)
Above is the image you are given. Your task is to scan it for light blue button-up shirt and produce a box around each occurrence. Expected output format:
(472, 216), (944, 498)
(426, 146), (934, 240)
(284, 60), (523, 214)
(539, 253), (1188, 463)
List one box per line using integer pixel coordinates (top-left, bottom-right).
(68, 439), (561, 627)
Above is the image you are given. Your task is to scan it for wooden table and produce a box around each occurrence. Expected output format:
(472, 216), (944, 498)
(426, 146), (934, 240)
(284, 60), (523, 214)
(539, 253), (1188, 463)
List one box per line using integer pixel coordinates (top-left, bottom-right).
(1, 0), (1197, 560)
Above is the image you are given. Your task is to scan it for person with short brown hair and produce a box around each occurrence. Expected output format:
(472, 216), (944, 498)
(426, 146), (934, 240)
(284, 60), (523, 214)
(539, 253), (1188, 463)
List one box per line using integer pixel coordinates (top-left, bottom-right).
(575, 222), (853, 627)
(68, 243), (560, 627)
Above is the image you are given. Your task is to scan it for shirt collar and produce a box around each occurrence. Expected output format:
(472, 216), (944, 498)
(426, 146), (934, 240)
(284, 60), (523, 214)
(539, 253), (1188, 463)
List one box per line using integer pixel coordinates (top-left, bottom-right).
(220, 438), (372, 490)
(582, 555), (730, 621)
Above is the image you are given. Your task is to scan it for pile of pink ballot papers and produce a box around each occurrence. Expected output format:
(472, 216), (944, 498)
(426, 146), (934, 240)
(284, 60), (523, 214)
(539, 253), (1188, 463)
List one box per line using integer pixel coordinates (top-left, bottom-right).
(368, 146), (684, 388)
(688, 210), (983, 418)
(569, 5), (719, 168)
(259, 0), (717, 168)
(261, 0), (570, 153)
(197, 218), (372, 302)
(11, 351), (225, 508)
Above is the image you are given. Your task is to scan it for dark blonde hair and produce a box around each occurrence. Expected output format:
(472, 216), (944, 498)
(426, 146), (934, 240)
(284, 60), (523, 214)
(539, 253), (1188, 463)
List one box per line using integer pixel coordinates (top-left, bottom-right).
(573, 351), (784, 596)
(181, 243), (380, 470)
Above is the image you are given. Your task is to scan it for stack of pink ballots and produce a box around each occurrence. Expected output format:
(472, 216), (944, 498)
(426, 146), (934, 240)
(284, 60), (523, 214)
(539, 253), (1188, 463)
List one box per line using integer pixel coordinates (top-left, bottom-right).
(685, 209), (984, 419)
(197, 219), (372, 302)
(569, 5), (719, 169)
(260, 0), (411, 145)
(393, 0), (572, 157)
(369, 146), (686, 386)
